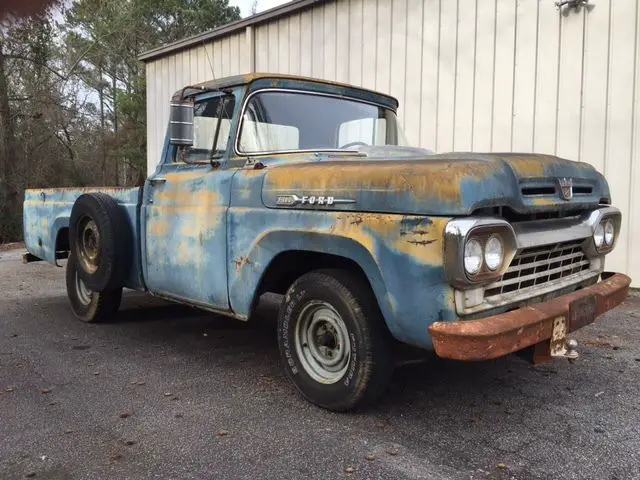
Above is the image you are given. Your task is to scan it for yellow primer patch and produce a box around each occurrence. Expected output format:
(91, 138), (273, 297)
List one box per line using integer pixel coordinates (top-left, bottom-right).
(532, 197), (556, 207)
(164, 170), (212, 183)
(332, 213), (448, 266)
(502, 154), (593, 178)
(147, 176), (225, 269)
(501, 155), (548, 177)
(265, 161), (500, 204)
(150, 218), (170, 236)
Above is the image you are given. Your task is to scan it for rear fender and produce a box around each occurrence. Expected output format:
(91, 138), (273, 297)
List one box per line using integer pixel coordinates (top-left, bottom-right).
(22, 187), (144, 289)
(23, 200), (71, 265)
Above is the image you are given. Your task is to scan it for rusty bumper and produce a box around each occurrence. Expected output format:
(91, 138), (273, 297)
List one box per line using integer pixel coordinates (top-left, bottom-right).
(429, 273), (631, 361)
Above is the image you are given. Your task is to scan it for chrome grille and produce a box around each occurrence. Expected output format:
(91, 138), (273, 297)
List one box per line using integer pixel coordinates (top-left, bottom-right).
(484, 240), (591, 299)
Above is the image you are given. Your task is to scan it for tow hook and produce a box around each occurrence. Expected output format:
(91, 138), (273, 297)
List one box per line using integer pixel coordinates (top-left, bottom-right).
(550, 318), (579, 363)
(565, 339), (579, 363)
(553, 338), (579, 364)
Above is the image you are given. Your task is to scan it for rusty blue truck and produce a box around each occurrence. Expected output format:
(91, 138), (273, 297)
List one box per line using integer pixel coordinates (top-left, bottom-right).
(23, 74), (631, 410)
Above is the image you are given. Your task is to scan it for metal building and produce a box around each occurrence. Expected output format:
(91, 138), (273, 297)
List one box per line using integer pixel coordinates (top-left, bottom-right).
(140, 0), (640, 283)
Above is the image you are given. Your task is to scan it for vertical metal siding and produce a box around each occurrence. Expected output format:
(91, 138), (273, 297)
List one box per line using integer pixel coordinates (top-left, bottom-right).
(145, 31), (249, 173)
(145, 0), (640, 283)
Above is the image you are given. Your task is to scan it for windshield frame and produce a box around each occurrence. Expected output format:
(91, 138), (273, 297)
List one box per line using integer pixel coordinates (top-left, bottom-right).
(233, 88), (400, 157)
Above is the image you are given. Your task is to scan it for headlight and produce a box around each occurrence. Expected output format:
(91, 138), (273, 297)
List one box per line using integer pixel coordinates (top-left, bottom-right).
(464, 238), (483, 276)
(484, 235), (504, 271)
(604, 220), (614, 246)
(593, 223), (604, 248)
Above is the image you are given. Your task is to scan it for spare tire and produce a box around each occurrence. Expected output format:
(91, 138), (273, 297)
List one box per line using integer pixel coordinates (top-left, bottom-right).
(69, 193), (131, 292)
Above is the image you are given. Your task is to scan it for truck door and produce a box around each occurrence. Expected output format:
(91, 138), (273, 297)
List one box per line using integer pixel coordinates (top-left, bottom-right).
(142, 93), (236, 311)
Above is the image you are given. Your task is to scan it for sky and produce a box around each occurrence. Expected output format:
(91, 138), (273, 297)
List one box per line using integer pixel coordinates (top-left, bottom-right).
(49, 1), (293, 20)
(232, 0), (292, 18)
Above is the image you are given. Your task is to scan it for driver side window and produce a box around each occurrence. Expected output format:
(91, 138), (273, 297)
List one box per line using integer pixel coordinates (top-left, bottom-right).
(175, 95), (235, 163)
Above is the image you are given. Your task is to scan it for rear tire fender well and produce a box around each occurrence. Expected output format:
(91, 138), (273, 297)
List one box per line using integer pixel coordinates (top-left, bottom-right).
(230, 231), (398, 336)
(51, 216), (71, 266)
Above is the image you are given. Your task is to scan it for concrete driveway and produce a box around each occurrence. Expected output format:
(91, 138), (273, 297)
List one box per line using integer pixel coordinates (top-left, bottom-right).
(1, 247), (639, 480)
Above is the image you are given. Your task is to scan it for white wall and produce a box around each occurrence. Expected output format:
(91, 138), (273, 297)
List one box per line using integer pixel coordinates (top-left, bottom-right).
(145, 0), (640, 282)
(145, 31), (250, 175)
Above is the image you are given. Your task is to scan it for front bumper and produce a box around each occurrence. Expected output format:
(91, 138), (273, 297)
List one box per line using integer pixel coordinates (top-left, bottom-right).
(428, 273), (631, 361)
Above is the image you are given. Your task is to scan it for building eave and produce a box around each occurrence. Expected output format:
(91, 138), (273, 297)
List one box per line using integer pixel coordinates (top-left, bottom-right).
(139, 0), (327, 63)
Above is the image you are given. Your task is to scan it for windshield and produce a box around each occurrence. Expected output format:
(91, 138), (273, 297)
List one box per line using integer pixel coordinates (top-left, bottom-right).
(237, 91), (405, 154)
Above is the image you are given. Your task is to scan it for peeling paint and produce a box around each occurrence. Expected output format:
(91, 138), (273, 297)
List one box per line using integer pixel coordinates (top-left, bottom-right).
(143, 164), (233, 308)
(261, 152), (609, 216)
(23, 187), (143, 289)
(24, 75), (618, 355)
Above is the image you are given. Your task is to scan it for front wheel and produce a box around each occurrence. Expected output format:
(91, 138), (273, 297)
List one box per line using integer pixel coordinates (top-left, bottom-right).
(277, 270), (393, 411)
(66, 254), (122, 323)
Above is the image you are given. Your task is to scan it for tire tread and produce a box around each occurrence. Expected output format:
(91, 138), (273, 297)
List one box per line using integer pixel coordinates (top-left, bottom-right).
(278, 269), (393, 411)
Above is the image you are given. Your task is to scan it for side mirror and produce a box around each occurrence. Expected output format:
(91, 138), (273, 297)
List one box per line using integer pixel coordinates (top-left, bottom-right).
(169, 100), (194, 147)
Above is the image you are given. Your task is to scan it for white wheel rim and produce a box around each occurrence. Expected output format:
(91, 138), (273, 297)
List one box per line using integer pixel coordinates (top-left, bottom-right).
(75, 269), (93, 306)
(294, 301), (351, 384)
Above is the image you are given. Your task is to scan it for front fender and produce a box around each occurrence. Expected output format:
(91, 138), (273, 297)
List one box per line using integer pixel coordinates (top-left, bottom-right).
(229, 230), (395, 328)
(227, 210), (457, 348)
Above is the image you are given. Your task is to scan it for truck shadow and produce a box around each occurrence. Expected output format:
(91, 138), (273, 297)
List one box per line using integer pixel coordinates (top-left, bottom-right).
(62, 288), (631, 434)
(110, 290), (557, 412)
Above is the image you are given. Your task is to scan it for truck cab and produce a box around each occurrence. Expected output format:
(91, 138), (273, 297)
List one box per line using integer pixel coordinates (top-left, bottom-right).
(23, 74), (631, 410)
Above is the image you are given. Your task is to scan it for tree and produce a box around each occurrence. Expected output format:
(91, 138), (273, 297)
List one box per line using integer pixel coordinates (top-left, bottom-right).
(0, 9), (73, 241)
(0, 0), (241, 242)
(62, 0), (241, 185)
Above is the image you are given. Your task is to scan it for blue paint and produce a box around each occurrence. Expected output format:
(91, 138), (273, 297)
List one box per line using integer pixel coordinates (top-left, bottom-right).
(22, 74), (615, 353)
(23, 187), (144, 289)
(260, 154), (609, 216)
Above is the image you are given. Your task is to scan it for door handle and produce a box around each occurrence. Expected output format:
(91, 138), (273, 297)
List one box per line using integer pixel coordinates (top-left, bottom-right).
(149, 177), (167, 185)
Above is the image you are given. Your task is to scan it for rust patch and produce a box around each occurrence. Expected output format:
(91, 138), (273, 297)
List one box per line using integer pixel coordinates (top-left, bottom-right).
(331, 213), (448, 266)
(234, 256), (252, 271)
(429, 273), (631, 361)
(406, 239), (436, 246)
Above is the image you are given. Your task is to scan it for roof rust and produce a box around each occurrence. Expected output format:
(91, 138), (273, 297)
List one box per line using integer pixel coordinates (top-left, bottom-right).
(171, 73), (399, 107)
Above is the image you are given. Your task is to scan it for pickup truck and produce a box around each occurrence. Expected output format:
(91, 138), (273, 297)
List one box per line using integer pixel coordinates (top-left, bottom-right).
(23, 73), (631, 411)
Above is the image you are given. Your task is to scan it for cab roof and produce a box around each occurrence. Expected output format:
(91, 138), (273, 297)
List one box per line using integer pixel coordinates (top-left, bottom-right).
(171, 73), (399, 110)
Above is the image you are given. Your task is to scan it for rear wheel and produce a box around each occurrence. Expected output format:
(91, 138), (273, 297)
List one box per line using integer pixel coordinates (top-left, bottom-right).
(66, 254), (122, 323)
(278, 269), (393, 411)
(69, 193), (131, 292)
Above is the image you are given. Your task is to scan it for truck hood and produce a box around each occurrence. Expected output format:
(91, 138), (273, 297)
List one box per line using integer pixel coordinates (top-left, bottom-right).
(261, 149), (610, 216)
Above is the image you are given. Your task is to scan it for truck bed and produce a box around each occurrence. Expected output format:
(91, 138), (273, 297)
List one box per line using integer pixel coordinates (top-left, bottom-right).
(23, 187), (144, 290)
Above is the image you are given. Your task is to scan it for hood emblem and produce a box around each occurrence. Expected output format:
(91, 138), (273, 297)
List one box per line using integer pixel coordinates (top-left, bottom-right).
(557, 178), (573, 201)
(276, 194), (355, 207)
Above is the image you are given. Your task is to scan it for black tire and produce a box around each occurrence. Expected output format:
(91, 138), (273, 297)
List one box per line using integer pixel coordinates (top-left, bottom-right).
(69, 193), (131, 292)
(278, 269), (393, 411)
(66, 254), (122, 323)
